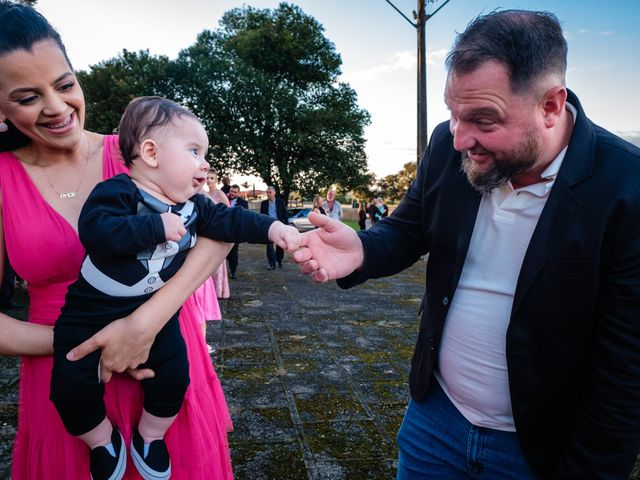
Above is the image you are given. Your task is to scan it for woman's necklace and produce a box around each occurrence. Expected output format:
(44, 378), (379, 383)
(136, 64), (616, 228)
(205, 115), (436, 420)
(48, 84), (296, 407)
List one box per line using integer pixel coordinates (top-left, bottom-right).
(31, 134), (92, 199)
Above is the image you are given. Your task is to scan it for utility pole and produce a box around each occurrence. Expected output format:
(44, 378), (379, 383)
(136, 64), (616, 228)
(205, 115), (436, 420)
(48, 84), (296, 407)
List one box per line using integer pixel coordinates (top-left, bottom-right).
(417, 1), (427, 165)
(385, 0), (451, 166)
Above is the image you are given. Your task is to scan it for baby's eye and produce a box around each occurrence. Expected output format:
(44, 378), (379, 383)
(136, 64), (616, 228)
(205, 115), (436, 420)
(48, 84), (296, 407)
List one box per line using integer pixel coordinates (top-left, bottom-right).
(191, 148), (199, 156)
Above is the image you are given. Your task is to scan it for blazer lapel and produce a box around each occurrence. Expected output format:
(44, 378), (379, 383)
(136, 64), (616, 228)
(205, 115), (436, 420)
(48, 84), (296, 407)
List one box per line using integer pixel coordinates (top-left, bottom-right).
(511, 90), (595, 318)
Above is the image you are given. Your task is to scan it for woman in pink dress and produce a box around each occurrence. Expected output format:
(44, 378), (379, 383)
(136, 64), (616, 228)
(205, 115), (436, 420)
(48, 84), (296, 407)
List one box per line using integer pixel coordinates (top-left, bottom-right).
(205, 168), (231, 299)
(0, 3), (233, 478)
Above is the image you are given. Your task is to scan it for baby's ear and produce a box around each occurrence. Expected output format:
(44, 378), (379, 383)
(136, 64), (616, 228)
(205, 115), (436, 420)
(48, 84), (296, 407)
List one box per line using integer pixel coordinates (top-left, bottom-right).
(139, 139), (159, 168)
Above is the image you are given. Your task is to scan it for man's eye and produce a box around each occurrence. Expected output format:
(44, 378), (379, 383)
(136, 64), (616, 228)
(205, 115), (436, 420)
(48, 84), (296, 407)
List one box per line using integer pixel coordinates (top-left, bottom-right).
(475, 119), (495, 127)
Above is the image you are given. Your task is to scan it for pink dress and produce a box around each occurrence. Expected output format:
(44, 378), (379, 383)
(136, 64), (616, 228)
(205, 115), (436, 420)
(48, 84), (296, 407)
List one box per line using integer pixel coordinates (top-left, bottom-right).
(0, 136), (233, 479)
(208, 192), (231, 300)
(186, 276), (221, 323)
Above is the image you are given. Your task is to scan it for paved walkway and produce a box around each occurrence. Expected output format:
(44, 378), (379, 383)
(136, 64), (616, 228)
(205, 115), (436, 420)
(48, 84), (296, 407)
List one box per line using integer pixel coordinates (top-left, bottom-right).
(0, 242), (426, 479)
(215, 242), (424, 479)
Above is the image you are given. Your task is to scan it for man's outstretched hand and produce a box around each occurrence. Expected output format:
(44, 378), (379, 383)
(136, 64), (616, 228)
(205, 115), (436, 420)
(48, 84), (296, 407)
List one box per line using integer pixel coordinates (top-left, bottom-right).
(292, 212), (364, 282)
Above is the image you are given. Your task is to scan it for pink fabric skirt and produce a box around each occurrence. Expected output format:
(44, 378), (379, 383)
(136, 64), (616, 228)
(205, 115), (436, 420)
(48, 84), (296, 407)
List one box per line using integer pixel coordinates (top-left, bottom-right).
(186, 277), (221, 323)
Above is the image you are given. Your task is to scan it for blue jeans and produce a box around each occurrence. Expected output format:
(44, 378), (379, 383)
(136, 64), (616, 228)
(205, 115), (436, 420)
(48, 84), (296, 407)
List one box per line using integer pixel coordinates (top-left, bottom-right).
(397, 379), (536, 479)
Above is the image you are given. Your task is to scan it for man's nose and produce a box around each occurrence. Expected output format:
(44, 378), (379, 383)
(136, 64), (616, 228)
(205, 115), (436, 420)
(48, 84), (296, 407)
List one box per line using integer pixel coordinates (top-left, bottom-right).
(450, 119), (476, 152)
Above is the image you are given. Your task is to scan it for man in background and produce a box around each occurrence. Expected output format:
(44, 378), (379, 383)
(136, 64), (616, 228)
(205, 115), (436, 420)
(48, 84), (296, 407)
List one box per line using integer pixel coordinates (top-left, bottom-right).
(322, 189), (342, 221)
(220, 176), (231, 197)
(260, 186), (288, 269)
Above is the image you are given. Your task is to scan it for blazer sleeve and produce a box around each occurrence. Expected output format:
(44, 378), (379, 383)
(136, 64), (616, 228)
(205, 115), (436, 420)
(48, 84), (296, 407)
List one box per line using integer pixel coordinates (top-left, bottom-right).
(278, 198), (288, 223)
(194, 195), (274, 244)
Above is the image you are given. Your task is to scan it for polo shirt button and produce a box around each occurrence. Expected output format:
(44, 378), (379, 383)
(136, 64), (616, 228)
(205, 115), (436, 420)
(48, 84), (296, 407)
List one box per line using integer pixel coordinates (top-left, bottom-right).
(442, 296), (449, 306)
(144, 287), (154, 294)
(428, 339), (436, 351)
(148, 277), (157, 284)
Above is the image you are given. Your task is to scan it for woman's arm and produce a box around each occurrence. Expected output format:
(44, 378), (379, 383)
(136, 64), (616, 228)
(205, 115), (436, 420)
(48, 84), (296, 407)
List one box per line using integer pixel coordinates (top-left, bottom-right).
(0, 314), (53, 355)
(67, 237), (232, 382)
(0, 206), (54, 356)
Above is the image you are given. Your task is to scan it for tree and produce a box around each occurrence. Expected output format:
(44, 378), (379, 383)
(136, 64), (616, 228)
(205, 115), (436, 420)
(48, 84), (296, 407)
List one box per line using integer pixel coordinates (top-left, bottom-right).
(377, 162), (417, 203)
(174, 3), (371, 203)
(77, 50), (174, 134)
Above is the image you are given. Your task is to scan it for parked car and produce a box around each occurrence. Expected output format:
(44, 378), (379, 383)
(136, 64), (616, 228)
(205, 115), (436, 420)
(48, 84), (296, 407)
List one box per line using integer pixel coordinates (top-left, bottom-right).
(287, 207), (314, 232)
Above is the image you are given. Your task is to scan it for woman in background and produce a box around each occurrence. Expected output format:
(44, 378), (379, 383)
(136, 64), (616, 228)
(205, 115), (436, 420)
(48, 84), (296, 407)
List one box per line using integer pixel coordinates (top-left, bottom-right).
(205, 168), (230, 300)
(312, 194), (326, 215)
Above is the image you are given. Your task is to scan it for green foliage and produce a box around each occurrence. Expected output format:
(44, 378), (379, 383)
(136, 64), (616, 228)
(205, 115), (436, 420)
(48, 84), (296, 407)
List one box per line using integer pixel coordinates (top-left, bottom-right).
(76, 3), (371, 203)
(377, 162), (417, 202)
(77, 50), (174, 134)
(174, 2), (371, 203)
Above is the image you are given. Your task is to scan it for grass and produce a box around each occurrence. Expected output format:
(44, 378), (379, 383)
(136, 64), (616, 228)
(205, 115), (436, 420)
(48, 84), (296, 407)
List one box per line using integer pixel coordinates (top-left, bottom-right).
(342, 219), (360, 231)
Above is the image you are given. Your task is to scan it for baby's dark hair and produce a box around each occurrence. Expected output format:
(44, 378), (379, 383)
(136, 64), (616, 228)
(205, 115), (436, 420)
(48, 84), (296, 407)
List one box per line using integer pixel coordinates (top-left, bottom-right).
(0, 1), (72, 151)
(118, 96), (199, 167)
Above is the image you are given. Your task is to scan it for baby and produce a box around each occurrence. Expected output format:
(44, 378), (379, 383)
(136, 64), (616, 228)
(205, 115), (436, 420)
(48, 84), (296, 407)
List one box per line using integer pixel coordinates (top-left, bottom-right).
(50, 96), (299, 480)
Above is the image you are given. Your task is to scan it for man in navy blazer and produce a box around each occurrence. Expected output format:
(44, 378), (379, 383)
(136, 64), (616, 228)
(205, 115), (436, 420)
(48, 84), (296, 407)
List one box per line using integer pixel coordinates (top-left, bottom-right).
(294, 10), (640, 480)
(226, 184), (249, 279)
(260, 186), (289, 269)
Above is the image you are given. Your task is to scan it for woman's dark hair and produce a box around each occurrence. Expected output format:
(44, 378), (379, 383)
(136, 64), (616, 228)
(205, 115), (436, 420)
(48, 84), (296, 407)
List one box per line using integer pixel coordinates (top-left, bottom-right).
(446, 9), (567, 94)
(118, 96), (200, 167)
(0, 1), (72, 151)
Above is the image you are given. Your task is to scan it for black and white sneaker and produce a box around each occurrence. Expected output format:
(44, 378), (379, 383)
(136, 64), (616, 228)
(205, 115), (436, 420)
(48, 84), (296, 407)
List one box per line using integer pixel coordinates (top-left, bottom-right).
(130, 431), (171, 480)
(90, 428), (126, 480)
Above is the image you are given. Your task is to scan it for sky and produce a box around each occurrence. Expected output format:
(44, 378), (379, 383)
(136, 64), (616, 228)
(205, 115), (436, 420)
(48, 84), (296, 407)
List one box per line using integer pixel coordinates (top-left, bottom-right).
(34, 0), (640, 186)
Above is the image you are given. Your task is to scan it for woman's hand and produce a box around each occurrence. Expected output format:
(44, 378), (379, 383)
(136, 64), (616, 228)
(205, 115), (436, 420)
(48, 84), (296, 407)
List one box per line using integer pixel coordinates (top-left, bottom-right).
(66, 311), (158, 382)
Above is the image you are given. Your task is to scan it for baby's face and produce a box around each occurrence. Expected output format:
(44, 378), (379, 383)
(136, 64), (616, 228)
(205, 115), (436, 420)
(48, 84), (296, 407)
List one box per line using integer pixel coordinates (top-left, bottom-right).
(153, 116), (209, 203)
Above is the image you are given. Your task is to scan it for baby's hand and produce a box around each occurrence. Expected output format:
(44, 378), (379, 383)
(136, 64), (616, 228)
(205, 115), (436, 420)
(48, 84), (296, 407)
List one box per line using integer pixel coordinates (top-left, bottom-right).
(161, 212), (186, 242)
(268, 222), (301, 252)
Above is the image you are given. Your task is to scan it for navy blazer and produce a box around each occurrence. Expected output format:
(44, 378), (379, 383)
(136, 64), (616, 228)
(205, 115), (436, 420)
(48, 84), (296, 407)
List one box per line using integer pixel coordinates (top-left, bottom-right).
(260, 197), (288, 224)
(339, 90), (640, 479)
(230, 197), (248, 209)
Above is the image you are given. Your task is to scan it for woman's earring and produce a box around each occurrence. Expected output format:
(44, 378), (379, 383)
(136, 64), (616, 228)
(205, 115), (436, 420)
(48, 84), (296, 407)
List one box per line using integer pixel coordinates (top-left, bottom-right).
(0, 121), (8, 133)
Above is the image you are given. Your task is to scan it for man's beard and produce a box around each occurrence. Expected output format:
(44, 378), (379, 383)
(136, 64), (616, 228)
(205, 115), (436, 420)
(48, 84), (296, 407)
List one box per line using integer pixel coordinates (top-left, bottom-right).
(461, 132), (539, 194)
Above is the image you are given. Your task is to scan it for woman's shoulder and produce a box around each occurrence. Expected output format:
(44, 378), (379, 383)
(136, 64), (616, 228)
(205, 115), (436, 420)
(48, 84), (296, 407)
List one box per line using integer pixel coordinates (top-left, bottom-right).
(100, 134), (128, 177)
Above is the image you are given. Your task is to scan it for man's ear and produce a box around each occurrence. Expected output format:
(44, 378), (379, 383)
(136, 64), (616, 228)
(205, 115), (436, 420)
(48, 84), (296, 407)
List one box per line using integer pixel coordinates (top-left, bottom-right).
(541, 85), (567, 128)
(139, 139), (159, 167)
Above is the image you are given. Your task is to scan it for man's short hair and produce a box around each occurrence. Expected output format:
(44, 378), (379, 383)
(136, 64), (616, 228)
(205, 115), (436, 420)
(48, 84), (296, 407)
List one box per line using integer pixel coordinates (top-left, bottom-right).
(446, 9), (567, 94)
(231, 184), (240, 190)
(267, 186), (276, 193)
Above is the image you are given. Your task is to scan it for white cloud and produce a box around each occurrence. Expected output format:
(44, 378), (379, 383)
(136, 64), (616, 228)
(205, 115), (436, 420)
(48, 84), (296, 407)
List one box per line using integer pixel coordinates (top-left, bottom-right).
(618, 131), (640, 147)
(342, 48), (447, 87)
(574, 28), (614, 37)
